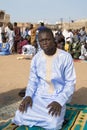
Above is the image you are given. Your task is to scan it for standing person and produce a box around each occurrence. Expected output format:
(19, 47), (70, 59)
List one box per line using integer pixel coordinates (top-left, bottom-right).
(4, 22), (11, 35)
(6, 23), (15, 53)
(14, 22), (21, 53)
(79, 26), (86, 44)
(0, 22), (4, 43)
(36, 22), (47, 52)
(28, 24), (37, 46)
(37, 21), (46, 32)
(9, 28), (76, 130)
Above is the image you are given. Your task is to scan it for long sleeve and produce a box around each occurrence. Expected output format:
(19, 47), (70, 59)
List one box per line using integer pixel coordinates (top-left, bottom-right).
(25, 57), (39, 97)
(54, 54), (76, 106)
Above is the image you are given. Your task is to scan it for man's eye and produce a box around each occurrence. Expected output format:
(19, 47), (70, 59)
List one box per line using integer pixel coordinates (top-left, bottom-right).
(39, 39), (50, 42)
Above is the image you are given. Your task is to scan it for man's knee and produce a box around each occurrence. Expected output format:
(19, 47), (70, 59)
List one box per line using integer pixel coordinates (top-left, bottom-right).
(47, 117), (62, 130)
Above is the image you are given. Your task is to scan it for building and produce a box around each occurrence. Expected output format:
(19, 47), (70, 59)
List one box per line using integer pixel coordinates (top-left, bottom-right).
(0, 10), (10, 25)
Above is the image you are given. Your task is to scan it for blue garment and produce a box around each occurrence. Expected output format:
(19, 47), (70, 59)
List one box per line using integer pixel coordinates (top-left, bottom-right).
(13, 49), (76, 130)
(0, 42), (10, 55)
(37, 26), (46, 31)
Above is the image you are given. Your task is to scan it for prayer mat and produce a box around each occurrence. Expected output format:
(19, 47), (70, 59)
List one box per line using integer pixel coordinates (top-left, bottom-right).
(73, 59), (81, 62)
(0, 104), (87, 130)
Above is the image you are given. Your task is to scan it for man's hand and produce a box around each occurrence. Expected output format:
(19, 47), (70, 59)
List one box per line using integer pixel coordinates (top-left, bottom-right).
(47, 101), (62, 116)
(19, 96), (33, 113)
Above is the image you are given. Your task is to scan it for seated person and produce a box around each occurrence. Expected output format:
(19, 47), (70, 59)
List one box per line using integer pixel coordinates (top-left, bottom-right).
(17, 37), (29, 54)
(55, 35), (65, 50)
(22, 44), (36, 59)
(69, 42), (81, 59)
(79, 41), (87, 60)
(64, 41), (70, 52)
(7, 28), (76, 130)
(0, 36), (10, 55)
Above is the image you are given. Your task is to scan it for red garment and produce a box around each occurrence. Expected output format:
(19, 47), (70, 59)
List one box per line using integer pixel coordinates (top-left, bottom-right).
(14, 27), (21, 41)
(17, 39), (28, 54)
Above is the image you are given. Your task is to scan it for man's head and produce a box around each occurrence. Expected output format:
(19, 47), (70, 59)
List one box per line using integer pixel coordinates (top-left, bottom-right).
(38, 28), (56, 55)
(55, 35), (65, 50)
(40, 22), (44, 26)
(14, 22), (17, 27)
(29, 24), (33, 30)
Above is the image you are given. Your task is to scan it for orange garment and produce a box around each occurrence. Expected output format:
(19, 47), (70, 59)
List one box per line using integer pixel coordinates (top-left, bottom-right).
(30, 28), (36, 45)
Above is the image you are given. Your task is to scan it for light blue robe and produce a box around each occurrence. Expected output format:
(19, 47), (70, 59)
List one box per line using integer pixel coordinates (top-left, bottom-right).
(0, 42), (10, 55)
(12, 49), (76, 130)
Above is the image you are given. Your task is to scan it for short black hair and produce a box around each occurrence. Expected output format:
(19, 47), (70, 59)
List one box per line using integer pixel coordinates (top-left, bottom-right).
(38, 27), (54, 39)
(40, 22), (44, 26)
(14, 22), (17, 26)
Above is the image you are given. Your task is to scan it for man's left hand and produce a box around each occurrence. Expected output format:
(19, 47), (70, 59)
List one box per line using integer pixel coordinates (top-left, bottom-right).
(47, 101), (62, 116)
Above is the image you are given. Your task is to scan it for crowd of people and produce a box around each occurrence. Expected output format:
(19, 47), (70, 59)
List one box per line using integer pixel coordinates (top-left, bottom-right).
(54, 26), (87, 60)
(0, 21), (87, 60)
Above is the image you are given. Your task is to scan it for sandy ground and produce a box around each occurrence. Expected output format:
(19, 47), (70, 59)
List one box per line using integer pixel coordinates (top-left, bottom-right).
(0, 54), (87, 109)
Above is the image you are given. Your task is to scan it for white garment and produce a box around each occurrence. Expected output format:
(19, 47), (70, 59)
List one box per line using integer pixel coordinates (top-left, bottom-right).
(79, 44), (87, 60)
(62, 29), (73, 43)
(67, 31), (73, 43)
(12, 49), (76, 130)
(6, 29), (15, 53)
(0, 27), (3, 43)
(22, 44), (36, 56)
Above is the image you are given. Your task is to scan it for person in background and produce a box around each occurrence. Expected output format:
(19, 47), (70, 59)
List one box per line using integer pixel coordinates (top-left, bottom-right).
(37, 21), (46, 32)
(23, 27), (29, 39)
(79, 41), (87, 60)
(0, 22), (4, 43)
(6, 23), (15, 54)
(28, 24), (37, 47)
(7, 28), (76, 130)
(0, 36), (10, 55)
(4, 22), (11, 35)
(22, 44), (36, 59)
(17, 36), (29, 54)
(36, 22), (47, 52)
(79, 26), (86, 44)
(14, 22), (21, 53)
(55, 32), (65, 50)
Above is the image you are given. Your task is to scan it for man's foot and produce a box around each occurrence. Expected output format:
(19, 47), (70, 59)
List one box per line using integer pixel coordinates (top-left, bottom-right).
(18, 88), (25, 97)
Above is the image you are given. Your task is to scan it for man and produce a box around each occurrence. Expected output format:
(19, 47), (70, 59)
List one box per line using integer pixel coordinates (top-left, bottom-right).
(28, 24), (37, 46)
(12, 28), (76, 130)
(79, 41), (87, 60)
(0, 22), (4, 43)
(14, 22), (21, 53)
(36, 21), (47, 52)
(37, 21), (46, 31)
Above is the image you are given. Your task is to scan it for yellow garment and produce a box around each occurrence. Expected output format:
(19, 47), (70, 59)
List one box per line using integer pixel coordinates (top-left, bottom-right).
(65, 43), (69, 52)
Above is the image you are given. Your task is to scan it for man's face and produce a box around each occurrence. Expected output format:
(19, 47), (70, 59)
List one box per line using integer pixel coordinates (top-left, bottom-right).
(38, 32), (55, 52)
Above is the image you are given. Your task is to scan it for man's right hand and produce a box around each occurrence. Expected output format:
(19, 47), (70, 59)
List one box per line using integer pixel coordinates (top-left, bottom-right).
(19, 96), (33, 113)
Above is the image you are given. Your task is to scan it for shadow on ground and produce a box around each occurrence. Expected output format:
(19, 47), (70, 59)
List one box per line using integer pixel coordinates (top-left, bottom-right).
(0, 88), (24, 108)
(0, 87), (87, 108)
(71, 87), (87, 105)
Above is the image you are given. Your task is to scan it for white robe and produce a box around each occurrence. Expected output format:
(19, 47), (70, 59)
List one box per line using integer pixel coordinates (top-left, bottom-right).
(12, 49), (76, 130)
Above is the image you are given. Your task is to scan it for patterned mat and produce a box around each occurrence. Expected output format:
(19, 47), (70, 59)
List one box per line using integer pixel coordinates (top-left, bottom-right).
(0, 104), (87, 130)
